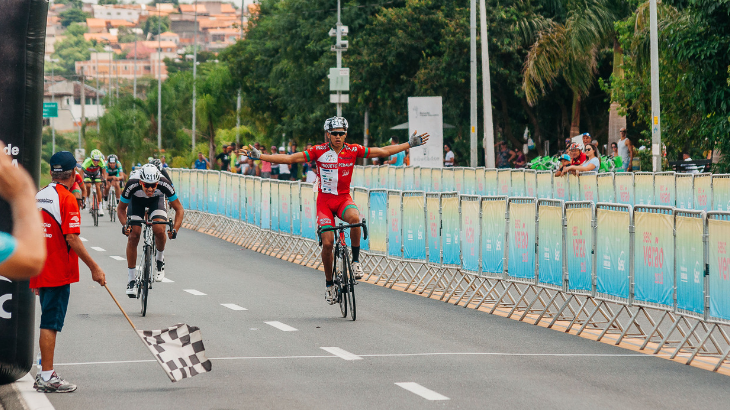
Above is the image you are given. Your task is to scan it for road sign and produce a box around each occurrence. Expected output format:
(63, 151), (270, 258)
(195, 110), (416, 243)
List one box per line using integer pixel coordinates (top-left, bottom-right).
(43, 102), (58, 118)
(329, 68), (350, 92)
(329, 94), (349, 104)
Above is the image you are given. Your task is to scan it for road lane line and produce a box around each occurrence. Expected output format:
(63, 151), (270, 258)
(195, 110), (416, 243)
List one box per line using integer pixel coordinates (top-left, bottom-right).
(395, 383), (449, 401)
(14, 373), (56, 410)
(265, 321), (298, 332)
(110, 256), (126, 261)
(79, 237), (88, 242)
(184, 289), (206, 296)
(320, 347), (362, 361)
(221, 303), (247, 311)
(161, 278), (174, 283)
(90, 246), (106, 252)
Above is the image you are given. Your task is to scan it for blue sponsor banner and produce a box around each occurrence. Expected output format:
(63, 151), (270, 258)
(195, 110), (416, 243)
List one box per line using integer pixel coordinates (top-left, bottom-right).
(654, 173), (676, 207)
(270, 182), (280, 232)
(596, 207), (630, 299)
(441, 195), (460, 265)
(291, 184), (301, 236)
(566, 205), (592, 292)
(352, 189), (369, 250)
(675, 213), (705, 315)
(231, 175), (240, 219)
(614, 173), (634, 206)
(260, 180), (271, 230)
(568, 175), (580, 201)
(189, 171), (197, 211)
(538, 203), (563, 287)
(634, 173), (654, 206)
(207, 172), (218, 214)
(553, 175), (569, 201)
(481, 198), (506, 275)
(498, 170), (511, 196)
(217, 173), (227, 216)
(402, 193), (426, 260)
(387, 192), (402, 257)
(579, 173), (597, 203)
(693, 174), (711, 212)
(507, 201), (536, 279)
(254, 179), (261, 227)
(460, 197), (480, 271)
(279, 182), (291, 234)
(300, 184), (317, 240)
(404, 167), (415, 191)
(525, 171), (537, 198)
(634, 209), (675, 307)
(708, 215), (730, 320)
(426, 195), (441, 264)
(713, 176), (730, 211)
(245, 178), (255, 224)
(368, 190), (388, 253)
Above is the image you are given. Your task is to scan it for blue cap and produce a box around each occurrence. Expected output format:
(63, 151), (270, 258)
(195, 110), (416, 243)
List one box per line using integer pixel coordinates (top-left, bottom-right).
(50, 151), (77, 172)
(560, 154), (571, 161)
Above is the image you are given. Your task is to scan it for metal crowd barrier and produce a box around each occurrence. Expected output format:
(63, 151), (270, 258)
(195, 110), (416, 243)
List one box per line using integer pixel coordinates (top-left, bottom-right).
(169, 168), (730, 373)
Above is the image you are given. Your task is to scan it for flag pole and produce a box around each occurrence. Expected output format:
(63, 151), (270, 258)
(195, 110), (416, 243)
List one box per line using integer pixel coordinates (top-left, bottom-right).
(104, 284), (136, 330)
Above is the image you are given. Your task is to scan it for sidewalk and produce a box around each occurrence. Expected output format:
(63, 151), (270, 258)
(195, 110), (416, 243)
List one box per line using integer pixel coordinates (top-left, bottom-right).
(0, 374), (54, 410)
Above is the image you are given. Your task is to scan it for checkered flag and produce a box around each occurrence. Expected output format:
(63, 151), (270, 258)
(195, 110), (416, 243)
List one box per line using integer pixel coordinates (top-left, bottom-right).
(137, 323), (212, 382)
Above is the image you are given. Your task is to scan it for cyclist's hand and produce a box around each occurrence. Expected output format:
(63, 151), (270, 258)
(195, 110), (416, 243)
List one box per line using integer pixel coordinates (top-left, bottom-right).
(122, 225), (131, 236)
(409, 130), (430, 147)
(168, 229), (177, 240)
(244, 144), (261, 160)
(91, 266), (106, 286)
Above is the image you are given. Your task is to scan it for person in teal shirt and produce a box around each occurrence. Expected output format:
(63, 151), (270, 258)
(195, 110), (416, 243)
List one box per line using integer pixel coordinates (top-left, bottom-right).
(387, 136), (405, 166)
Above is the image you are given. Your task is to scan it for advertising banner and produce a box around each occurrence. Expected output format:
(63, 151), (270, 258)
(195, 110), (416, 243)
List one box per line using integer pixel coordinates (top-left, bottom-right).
(675, 214), (704, 315)
(388, 167), (397, 190)
(484, 169), (498, 196)
(394, 167), (405, 191)
(270, 182), (279, 232)
(189, 171), (198, 211)
(694, 174), (712, 212)
(441, 195), (460, 265)
(260, 180), (271, 230)
(368, 191), (388, 253)
(454, 168), (465, 193)
(352, 189), (369, 250)
(432, 168), (442, 192)
(476, 169), (486, 195)
(245, 177), (255, 224)
(580, 173), (598, 203)
(634, 210), (675, 307)
(597, 174), (615, 203)
(568, 175), (580, 201)
(254, 179), (262, 227)
(279, 182), (291, 234)
(712, 176), (730, 211)
(511, 170), (525, 197)
(421, 168), (432, 192)
(300, 184), (316, 240)
(402, 193), (426, 260)
(538, 203), (563, 287)
(414, 167), (422, 190)
(238, 177), (246, 221)
(353, 166), (364, 188)
(180, 170), (190, 209)
(566, 206), (592, 292)
(378, 166), (388, 188)
(217, 173), (227, 216)
(498, 170), (511, 196)
(427, 194), (441, 264)
(634, 173), (654, 205)
(508, 201), (536, 279)
(404, 167), (415, 191)
(709, 217), (730, 320)
(654, 173), (676, 207)
(387, 192), (403, 257)
(525, 170), (537, 198)
(464, 168), (477, 195)
(460, 197), (480, 271)
(442, 168), (455, 191)
(596, 208), (630, 299)
(408, 96), (444, 168)
(364, 166), (373, 188)
(676, 175), (693, 210)
(207, 172), (219, 214)
(615, 173), (634, 205)
(481, 198), (506, 275)
(553, 175), (569, 201)
(231, 174), (240, 219)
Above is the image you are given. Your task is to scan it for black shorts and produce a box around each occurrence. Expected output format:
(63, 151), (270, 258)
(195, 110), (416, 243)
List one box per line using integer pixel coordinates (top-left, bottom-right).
(39, 285), (71, 332)
(127, 196), (167, 221)
(84, 170), (102, 183)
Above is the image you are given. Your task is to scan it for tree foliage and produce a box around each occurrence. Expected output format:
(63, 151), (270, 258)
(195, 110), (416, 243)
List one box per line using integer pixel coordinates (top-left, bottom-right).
(143, 15), (171, 36)
(59, 8), (89, 27)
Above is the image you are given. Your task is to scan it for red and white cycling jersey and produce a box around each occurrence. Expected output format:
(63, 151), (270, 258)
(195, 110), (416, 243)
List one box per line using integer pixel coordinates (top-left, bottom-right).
(304, 142), (368, 195)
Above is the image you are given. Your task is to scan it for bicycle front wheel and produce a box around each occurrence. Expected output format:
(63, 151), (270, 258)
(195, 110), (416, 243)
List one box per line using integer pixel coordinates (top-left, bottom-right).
(91, 192), (99, 226)
(141, 243), (152, 316)
(335, 250), (347, 317)
(343, 250), (356, 321)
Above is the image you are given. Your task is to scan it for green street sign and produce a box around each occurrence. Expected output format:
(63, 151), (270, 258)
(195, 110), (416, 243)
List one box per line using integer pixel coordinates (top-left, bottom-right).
(43, 102), (58, 118)
(329, 68), (350, 92)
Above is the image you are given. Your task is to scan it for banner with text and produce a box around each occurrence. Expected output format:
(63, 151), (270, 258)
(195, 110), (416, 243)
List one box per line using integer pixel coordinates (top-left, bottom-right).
(408, 96), (443, 168)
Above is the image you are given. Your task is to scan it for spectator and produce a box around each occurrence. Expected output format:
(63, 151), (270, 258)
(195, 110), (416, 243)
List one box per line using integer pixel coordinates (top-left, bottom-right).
(611, 142), (619, 157)
(510, 146), (526, 168)
(682, 152), (700, 174)
(288, 142), (299, 180)
(371, 157), (380, 166)
(581, 133), (598, 156)
(387, 136), (406, 166)
(563, 138), (572, 154)
(160, 155), (169, 168)
(565, 143), (600, 175)
(616, 127), (634, 171)
(0, 142), (46, 280)
(242, 158), (260, 176)
(269, 146), (280, 179)
(568, 143), (587, 166)
(193, 152), (210, 170)
(253, 142), (263, 169)
(260, 146), (273, 178)
(444, 143), (455, 167)
(32, 151), (106, 393)
(278, 146), (292, 180)
(554, 154), (572, 177)
(216, 145), (232, 171)
(235, 151), (248, 174)
(405, 149), (410, 166)
(496, 142), (511, 168)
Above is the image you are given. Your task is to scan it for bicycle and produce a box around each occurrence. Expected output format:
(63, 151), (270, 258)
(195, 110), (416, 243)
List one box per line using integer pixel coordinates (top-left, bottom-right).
(125, 217), (174, 317)
(89, 186), (99, 227)
(107, 182), (118, 222)
(318, 220), (368, 321)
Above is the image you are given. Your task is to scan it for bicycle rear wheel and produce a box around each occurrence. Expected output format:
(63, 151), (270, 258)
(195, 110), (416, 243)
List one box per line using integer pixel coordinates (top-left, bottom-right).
(109, 188), (117, 222)
(343, 251), (356, 321)
(91, 191), (99, 226)
(140, 242), (152, 316)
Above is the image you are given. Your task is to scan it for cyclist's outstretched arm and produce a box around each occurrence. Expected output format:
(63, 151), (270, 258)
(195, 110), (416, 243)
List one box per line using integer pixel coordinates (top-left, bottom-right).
(368, 131), (430, 158)
(244, 145), (307, 164)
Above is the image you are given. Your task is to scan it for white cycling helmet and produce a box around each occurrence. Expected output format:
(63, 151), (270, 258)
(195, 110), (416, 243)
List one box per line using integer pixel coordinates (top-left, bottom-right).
(323, 116), (348, 132)
(138, 164), (161, 184)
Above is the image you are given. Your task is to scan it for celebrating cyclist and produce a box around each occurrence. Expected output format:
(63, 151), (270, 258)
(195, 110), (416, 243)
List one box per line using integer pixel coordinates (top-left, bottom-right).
(81, 149), (107, 216)
(104, 154), (124, 206)
(117, 164), (184, 297)
(243, 116), (429, 304)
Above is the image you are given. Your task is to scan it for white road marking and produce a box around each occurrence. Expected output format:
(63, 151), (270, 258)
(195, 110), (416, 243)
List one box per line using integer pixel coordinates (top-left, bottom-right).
(110, 256), (126, 261)
(79, 237), (88, 242)
(183, 289), (206, 296)
(221, 303), (247, 311)
(90, 246), (106, 252)
(395, 383), (449, 401)
(264, 321), (298, 332)
(320, 347), (362, 361)
(14, 373), (56, 409)
(161, 278), (174, 283)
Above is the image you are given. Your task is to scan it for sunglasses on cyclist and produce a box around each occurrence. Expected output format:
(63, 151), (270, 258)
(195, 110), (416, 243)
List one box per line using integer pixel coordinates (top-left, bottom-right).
(329, 131), (347, 137)
(141, 181), (158, 189)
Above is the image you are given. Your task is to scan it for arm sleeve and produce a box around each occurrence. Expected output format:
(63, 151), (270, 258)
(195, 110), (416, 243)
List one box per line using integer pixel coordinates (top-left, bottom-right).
(120, 180), (136, 204)
(160, 179), (178, 202)
(357, 144), (369, 159)
(0, 232), (17, 265)
(304, 146), (318, 162)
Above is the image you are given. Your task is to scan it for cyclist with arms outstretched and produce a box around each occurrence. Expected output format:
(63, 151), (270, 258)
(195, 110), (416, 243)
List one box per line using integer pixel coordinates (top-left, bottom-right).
(243, 117), (429, 304)
(81, 149), (107, 216)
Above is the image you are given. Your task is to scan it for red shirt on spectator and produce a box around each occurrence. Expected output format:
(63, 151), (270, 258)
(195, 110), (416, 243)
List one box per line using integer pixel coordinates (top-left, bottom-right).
(571, 152), (587, 166)
(30, 183), (81, 288)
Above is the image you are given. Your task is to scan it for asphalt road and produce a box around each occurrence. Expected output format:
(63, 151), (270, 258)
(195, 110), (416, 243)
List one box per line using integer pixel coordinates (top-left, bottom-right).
(19, 213), (730, 409)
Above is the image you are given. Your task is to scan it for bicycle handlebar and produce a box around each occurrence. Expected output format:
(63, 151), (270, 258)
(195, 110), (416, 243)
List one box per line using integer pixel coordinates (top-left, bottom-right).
(317, 219), (368, 247)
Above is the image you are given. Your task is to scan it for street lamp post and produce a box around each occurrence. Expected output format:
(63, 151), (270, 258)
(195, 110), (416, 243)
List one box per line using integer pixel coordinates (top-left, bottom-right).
(479, 0), (495, 168)
(236, 0), (244, 144)
(89, 49), (100, 133)
(192, 0), (198, 151)
(50, 58), (59, 153)
(133, 33), (138, 99)
(469, 0), (477, 167)
(649, 0), (662, 171)
(158, 9), (162, 152)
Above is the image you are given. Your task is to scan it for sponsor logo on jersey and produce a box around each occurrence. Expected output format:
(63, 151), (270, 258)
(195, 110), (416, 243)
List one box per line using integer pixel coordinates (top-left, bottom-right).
(37, 198), (54, 204)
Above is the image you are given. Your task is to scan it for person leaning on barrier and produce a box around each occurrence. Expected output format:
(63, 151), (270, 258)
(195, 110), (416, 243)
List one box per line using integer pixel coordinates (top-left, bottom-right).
(554, 154), (572, 177)
(0, 142), (46, 280)
(564, 143), (600, 175)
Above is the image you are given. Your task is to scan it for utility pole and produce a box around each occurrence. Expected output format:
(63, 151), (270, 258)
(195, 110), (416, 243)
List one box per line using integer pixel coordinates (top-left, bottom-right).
(51, 61), (56, 153)
(336, 0), (342, 117)
(649, 0), (662, 171)
(107, 53), (112, 106)
(157, 9), (162, 152)
(480, 0), (495, 168)
(80, 67), (86, 148)
(133, 37), (137, 99)
(469, 0), (478, 167)
(192, 0), (198, 151)
(236, 0), (244, 144)
(92, 51), (100, 133)
(328, 0), (348, 116)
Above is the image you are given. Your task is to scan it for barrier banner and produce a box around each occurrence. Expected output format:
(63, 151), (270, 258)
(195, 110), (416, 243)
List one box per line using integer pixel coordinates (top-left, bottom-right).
(432, 168), (442, 192)
(579, 173), (598, 202)
(712, 175), (730, 211)
(676, 175), (694, 210)
(597, 174), (615, 203)
(254, 178), (262, 226)
(352, 188), (369, 250)
(460, 196), (480, 271)
(614, 173), (634, 205)
(654, 173), (676, 207)
(378, 166), (388, 188)
(538, 202), (563, 287)
(217, 173), (227, 216)
(566, 205), (592, 291)
(237, 176), (245, 221)
(180, 170), (190, 209)
(441, 195), (460, 265)
(386, 167), (396, 190)
(476, 168), (486, 195)
(634, 173), (654, 205)
(207, 172), (219, 213)
(387, 192), (402, 257)
(498, 170), (511, 196)
(394, 167), (405, 191)
(189, 171), (198, 211)
(536, 172), (552, 199)
(270, 182), (280, 232)
(675, 213), (704, 315)
(568, 175), (580, 201)
(364, 166), (373, 188)
(484, 169), (498, 196)
(634, 209), (675, 307)
(694, 174), (712, 212)
(245, 177), (255, 224)
(260, 180), (271, 230)
(553, 175), (569, 201)
(454, 168), (465, 192)
(421, 168), (432, 192)
(353, 166), (364, 188)
(426, 194), (441, 264)
(290, 183), (301, 236)
(231, 174), (240, 219)
(463, 168), (476, 195)
(481, 198), (506, 275)
(414, 167), (422, 190)
(196, 171), (205, 212)
(511, 170), (525, 197)
(709, 216), (730, 320)
(279, 182), (291, 234)
(402, 193), (426, 260)
(300, 183), (316, 240)
(442, 168), (455, 191)
(508, 200), (536, 279)
(525, 170), (537, 198)
(368, 190), (388, 253)
(596, 207), (630, 299)
(404, 167), (415, 191)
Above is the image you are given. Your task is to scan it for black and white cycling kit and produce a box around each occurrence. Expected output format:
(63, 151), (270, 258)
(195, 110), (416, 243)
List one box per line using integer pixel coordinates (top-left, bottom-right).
(120, 176), (178, 221)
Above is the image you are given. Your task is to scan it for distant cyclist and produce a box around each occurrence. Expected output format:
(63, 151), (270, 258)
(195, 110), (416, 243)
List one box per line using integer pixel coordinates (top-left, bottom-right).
(243, 117), (429, 304)
(81, 149), (107, 216)
(104, 154), (125, 206)
(117, 164), (184, 297)
(149, 158), (173, 183)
